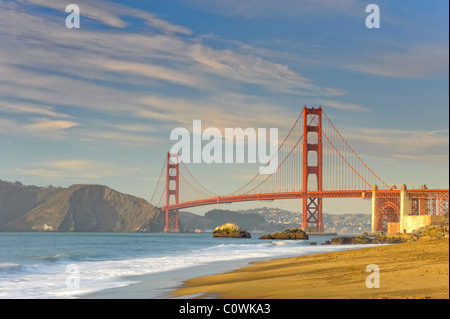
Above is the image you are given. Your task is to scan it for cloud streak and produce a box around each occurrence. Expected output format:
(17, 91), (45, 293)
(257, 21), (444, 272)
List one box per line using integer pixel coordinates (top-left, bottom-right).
(0, 0), (349, 151)
(22, 0), (192, 33)
(1, 0), (447, 195)
(15, 159), (137, 180)
(339, 126), (449, 165)
(182, 0), (360, 18)
(345, 44), (449, 78)
(25, 119), (79, 131)
(319, 99), (368, 112)
(0, 102), (72, 119)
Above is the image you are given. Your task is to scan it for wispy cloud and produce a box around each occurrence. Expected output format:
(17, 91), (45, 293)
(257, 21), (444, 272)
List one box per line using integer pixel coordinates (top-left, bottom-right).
(96, 132), (162, 146)
(0, 0), (351, 155)
(323, 87), (348, 97)
(22, 0), (192, 33)
(0, 102), (71, 119)
(340, 127), (449, 165)
(182, 0), (360, 18)
(189, 43), (319, 95)
(15, 159), (138, 180)
(1, 0), (447, 194)
(345, 44), (449, 78)
(0, 117), (78, 136)
(137, 93), (299, 130)
(319, 99), (368, 111)
(25, 119), (79, 132)
(0, 0), (333, 132)
(97, 59), (208, 89)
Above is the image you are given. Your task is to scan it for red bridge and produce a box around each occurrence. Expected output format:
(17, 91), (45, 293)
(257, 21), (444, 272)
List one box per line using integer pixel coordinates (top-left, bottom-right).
(150, 106), (449, 233)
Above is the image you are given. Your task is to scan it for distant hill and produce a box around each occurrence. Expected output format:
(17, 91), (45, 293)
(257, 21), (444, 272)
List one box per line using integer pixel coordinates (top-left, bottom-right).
(0, 180), (65, 230)
(323, 213), (371, 234)
(0, 180), (165, 232)
(239, 207), (371, 234)
(0, 179), (372, 234)
(181, 207), (371, 234)
(179, 209), (266, 232)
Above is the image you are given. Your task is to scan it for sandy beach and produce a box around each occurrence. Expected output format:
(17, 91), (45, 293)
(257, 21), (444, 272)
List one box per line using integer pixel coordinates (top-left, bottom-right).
(173, 238), (449, 299)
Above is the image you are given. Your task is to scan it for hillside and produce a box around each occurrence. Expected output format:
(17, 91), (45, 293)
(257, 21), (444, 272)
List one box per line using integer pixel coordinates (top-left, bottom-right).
(0, 180), (65, 230)
(239, 207), (371, 234)
(181, 207), (371, 234)
(1, 179), (372, 234)
(180, 209), (266, 232)
(0, 180), (165, 232)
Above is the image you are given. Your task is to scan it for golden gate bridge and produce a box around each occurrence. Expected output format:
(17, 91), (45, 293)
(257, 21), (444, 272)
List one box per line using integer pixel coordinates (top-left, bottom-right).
(150, 106), (449, 233)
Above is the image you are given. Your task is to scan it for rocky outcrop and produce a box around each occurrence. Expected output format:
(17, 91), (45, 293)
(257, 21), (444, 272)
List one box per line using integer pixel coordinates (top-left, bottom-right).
(412, 211), (449, 240)
(331, 235), (373, 245)
(331, 227), (448, 245)
(259, 228), (308, 240)
(372, 234), (419, 244)
(331, 212), (449, 245)
(213, 223), (251, 238)
(330, 234), (421, 245)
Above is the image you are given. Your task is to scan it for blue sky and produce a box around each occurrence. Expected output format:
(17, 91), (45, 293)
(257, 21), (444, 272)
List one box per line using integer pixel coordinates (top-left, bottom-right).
(0, 0), (448, 215)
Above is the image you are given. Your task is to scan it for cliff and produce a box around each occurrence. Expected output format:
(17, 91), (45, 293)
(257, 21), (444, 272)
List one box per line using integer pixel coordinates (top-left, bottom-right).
(0, 180), (165, 232)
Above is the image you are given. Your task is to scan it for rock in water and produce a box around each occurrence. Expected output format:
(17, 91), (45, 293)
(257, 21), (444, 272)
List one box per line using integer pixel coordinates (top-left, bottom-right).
(259, 228), (309, 240)
(213, 223), (251, 238)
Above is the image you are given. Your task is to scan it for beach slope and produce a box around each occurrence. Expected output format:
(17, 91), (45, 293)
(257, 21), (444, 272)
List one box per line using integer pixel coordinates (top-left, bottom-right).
(173, 238), (449, 299)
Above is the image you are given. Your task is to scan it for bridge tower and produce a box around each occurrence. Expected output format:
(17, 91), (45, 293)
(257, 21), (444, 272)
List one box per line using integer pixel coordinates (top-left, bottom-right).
(301, 106), (324, 233)
(164, 152), (180, 232)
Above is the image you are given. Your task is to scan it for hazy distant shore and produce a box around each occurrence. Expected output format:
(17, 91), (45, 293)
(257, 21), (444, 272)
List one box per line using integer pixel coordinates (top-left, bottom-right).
(173, 238), (449, 299)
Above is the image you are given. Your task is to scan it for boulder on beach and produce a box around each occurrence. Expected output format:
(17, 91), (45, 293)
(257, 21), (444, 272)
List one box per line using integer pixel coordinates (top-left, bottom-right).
(259, 228), (308, 240)
(371, 234), (418, 244)
(213, 223), (251, 238)
(331, 236), (373, 245)
(330, 233), (421, 245)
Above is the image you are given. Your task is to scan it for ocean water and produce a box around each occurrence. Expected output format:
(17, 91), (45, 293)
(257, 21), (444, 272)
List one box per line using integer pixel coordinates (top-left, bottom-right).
(0, 232), (368, 299)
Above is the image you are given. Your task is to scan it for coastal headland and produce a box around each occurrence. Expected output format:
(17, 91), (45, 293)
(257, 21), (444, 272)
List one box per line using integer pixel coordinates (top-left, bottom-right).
(173, 238), (449, 299)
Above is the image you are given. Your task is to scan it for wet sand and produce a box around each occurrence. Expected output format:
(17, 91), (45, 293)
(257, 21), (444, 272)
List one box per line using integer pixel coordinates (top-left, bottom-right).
(173, 238), (449, 299)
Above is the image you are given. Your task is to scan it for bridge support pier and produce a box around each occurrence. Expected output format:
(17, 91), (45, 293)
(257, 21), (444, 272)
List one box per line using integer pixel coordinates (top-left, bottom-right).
(371, 185), (379, 233)
(301, 106), (324, 233)
(164, 210), (179, 233)
(164, 152), (180, 233)
(399, 184), (412, 233)
(372, 184), (418, 234)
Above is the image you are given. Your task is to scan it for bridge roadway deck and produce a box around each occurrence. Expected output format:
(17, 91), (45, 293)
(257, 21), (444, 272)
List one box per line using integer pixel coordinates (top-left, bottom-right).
(162, 189), (448, 211)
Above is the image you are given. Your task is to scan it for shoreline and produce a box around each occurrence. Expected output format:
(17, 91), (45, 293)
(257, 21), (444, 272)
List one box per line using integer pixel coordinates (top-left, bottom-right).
(172, 238), (449, 299)
(80, 257), (268, 299)
(79, 236), (371, 299)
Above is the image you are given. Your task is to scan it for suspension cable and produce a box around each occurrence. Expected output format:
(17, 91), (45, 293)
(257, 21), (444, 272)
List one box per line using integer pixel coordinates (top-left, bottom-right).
(149, 156), (167, 204)
(322, 110), (390, 189)
(225, 108), (304, 196)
